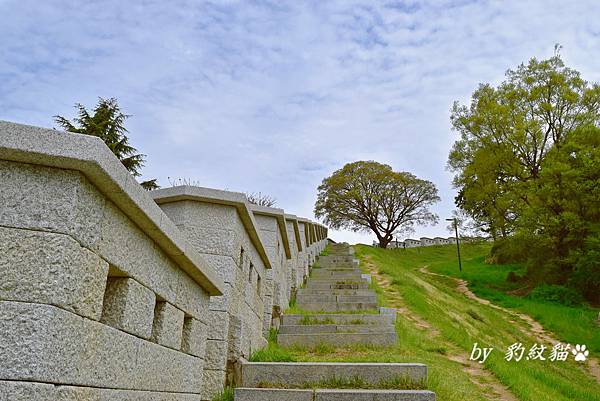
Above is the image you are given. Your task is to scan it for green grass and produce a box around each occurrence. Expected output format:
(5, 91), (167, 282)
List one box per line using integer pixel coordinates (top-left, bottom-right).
(353, 244), (600, 401)
(256, 375), (426, 390)
(210, 386), (234, 401)
(249, 242), (599, 400)
(423, 244), (600, 354)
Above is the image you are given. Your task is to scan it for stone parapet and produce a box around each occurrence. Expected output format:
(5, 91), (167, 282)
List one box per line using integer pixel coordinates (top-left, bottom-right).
(0, 120), (329, 401)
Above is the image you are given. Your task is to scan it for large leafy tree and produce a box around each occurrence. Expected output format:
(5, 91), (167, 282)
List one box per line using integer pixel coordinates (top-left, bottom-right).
(314, 161), (440, 248)
(449, 54), (600, 238)
(448, 53), (600, 301)
(55, 98), (158, 190)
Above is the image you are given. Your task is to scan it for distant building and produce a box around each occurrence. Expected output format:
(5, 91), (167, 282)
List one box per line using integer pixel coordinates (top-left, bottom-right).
(404, 238), (421, 248)
(388, 240), (405, 249)
(420, 237), (435, 246)
(433, 237), (450, 245)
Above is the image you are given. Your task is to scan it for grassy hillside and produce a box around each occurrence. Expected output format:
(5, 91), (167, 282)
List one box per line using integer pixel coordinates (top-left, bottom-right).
(250, 243), (599, 400)
(354, 243), (600, 401)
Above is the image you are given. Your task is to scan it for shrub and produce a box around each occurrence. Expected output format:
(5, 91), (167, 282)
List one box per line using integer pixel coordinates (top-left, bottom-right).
(489, 237), (529, 264)
(569, 237), (600, 304)
(527, 284), (584, 306)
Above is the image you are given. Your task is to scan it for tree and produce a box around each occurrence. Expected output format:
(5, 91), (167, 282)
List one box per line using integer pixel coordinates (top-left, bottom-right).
(54, 97), (158, 190)
(449, 54), (600, 238)
(314, 161), (440, 248)
(245, 192), (277, 207)
(448, 52), (600, 302)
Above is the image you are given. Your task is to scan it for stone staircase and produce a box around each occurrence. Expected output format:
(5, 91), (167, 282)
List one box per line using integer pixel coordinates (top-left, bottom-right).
(234, 243), (436, 400)
(278, 243), (398, 348)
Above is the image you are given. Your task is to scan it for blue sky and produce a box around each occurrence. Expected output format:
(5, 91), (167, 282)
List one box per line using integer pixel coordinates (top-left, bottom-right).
(2, 0), (600, 244)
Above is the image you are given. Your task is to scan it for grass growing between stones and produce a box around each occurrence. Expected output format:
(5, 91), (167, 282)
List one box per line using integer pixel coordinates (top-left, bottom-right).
(284, 305), (379, 315)
(299, 315), (336, 325)
(256, 375), (426, 390)
(210, 386), (234, 401)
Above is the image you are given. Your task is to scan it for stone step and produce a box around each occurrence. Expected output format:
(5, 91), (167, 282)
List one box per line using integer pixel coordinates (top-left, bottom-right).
(296, 294), (378, 304)
(278, 331), (397, 347)
(235, 388), (436, 400)
(282, 314), (395, 326)
(279, 324), (397, 334)
(306, 277), (369, 283)
(308, 269), (363, 280)
(319, 255), (356, 262)
(313, 267), (363, 272)
(305, 280), (370, 290)
(319, 261), (359, 268)
(296, 301), (379, 312)
(298, 288), (375, 296)
(239, 362), (427, 388)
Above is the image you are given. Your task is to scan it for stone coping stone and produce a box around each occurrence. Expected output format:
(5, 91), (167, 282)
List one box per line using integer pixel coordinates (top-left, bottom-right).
(248, 203), (292, 259)
(315, 389), (436, 401)
(282, 314), (395, 326)
(277, 331), (397, 348)
(284, 214), (303, 253)
(0, 120), (224, 296)
(240, 362), (426, 388)
(279, 324), (397, 334)
(151, 185), (273, 269)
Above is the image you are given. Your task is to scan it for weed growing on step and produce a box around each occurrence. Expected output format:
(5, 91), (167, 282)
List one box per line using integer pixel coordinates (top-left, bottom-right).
(285, 305), (379, 315)
(255, 375), (426, 390)
(299, 316), (336, 325)
(210, 386), (234, 401)
(249, 329), (296, 362)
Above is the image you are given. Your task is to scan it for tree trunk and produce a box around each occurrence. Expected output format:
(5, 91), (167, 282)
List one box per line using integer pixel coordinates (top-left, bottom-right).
(379, 238), (391, 249)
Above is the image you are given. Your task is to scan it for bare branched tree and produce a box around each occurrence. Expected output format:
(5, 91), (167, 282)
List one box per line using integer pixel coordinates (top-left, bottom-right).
(245, 192), (277, 207)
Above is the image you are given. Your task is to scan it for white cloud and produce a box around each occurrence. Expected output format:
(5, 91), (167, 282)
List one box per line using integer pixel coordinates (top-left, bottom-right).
(1, 0), (599, 244)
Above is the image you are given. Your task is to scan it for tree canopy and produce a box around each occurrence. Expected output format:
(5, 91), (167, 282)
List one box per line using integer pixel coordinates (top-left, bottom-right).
(314, 161), (440, 248)
(55, 97), (158, 190)
(449, 54), (600, 238)
(448, 54), (600, 303)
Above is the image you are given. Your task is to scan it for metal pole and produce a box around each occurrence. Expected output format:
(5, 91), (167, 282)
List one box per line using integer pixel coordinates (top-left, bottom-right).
(454, 218), (462, 272)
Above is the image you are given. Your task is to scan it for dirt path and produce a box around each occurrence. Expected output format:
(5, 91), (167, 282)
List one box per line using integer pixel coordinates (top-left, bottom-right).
(419, 265), (600, 384)
(362, 256), (519, 401)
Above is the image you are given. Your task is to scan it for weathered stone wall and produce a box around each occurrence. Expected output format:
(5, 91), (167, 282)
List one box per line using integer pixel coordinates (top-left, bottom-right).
(152, 188), (273, 399)
(297, 221), (310, 279)
(0, 121), (328, 401)
(250, 206), (292, 332)
(0, 121), (225, 400)
(285, 216), (302, 294)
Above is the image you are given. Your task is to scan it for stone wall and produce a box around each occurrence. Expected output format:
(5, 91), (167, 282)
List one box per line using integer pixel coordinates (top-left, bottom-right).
(0, 120), (328, 401)
(0, 121), (224, 400)
(250, 205), (292, 332)
(151, 187), (328, 399)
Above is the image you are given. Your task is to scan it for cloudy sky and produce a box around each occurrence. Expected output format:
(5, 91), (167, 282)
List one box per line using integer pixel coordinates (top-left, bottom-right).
(2, 0), (600, 244)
